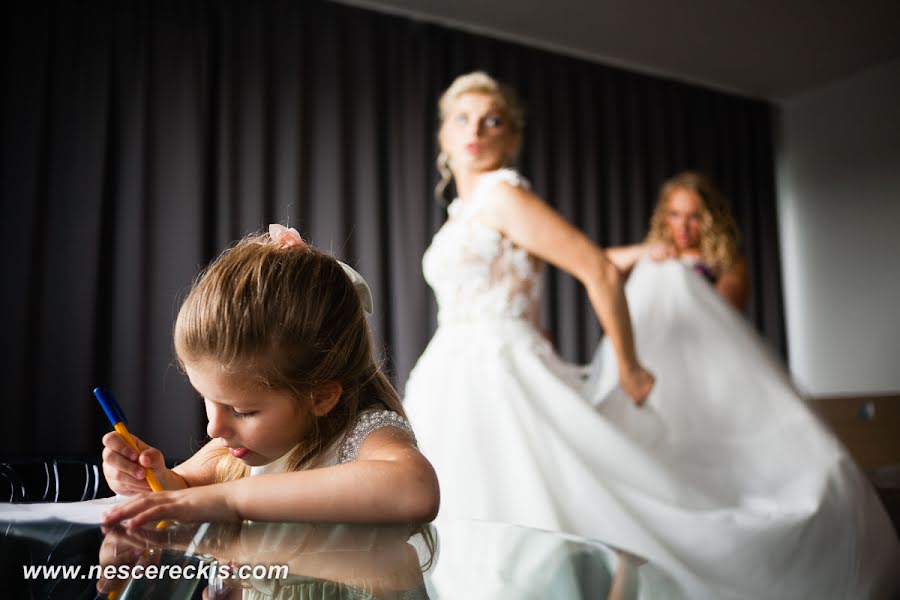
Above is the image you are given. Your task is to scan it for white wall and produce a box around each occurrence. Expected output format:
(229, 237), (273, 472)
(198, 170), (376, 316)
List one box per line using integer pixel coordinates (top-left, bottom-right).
(776, 57), (900, 396)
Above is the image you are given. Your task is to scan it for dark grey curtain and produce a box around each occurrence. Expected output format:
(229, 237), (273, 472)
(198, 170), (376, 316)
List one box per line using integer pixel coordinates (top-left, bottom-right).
(0, 0), (784, 458)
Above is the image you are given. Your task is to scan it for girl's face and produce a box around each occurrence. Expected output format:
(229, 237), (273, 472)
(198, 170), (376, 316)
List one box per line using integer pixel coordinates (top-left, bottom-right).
(664, 187), (706, 252)
(440, 92), (517, 176)
(185, 361), (309, 467)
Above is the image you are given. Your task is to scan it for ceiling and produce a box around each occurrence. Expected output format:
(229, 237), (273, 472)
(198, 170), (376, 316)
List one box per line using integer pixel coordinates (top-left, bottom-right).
(338, 0), (900, 102)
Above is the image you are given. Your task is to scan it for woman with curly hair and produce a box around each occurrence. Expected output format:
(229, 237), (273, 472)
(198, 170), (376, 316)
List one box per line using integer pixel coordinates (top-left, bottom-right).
(607, 171), (749, 310)
(585, 171), (900, 598)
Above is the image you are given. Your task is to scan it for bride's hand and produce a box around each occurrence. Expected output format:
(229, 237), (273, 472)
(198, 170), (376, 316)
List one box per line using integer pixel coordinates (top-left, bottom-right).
(620, 366), (655, 407)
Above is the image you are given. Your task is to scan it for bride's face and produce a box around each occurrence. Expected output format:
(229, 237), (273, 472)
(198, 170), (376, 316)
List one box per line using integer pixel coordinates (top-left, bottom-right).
(664, 188), (706, 252)
(440, 92), (517, 175)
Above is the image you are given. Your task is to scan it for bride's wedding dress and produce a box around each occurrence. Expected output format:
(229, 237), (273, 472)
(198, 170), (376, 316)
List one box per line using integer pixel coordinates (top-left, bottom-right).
(403, 168), (900, 599)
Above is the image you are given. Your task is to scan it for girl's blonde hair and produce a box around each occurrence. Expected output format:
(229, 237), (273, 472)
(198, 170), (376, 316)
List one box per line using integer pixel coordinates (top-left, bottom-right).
(174, 233), (406, 483)
(435, 71), (525, 202)
(645, 171), (741, 274)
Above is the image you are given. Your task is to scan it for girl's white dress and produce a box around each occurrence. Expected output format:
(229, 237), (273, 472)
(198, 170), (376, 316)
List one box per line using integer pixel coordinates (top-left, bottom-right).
(249, 409), (416, 476)
(239, 409), (427, 600)
(403, 168), (900, 599)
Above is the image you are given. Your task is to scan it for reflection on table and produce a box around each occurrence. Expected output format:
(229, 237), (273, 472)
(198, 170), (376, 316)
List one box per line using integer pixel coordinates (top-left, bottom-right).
(427, 519), (679, 600)
(2, 512), (678, 599)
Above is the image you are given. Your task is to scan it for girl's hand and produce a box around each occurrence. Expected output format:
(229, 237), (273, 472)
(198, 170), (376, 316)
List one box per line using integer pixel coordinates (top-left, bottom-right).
(95, 525), (160, 596)
(102, 484), (240, 529)
(619, 365), (655, 407)
(101, 432), (170, 496)
(101, 520), (209, 552)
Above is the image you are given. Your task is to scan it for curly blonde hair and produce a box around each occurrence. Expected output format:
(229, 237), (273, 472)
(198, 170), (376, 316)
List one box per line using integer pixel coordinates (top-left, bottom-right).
(434, 71), (525, 202)
(645, 171), (741, 274)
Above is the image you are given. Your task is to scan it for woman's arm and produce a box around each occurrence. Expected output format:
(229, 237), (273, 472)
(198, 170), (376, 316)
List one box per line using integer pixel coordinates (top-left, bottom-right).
(102, 429), (439, 527)
(478, 182), (654, 405)
(715, 257), (750, 311)
(606, 242), (675, 276)
(606, 244), (649, 275)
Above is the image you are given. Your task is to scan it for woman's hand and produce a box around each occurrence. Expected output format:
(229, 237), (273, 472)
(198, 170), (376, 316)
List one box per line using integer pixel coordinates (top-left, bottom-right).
(645, 241), (676, 262)
(102, 484), (240, 529)
(619, 365), (655, 407)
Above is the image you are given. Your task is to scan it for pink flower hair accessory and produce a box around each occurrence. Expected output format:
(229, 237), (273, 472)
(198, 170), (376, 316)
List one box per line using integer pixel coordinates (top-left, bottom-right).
(267, 223), (374, 316)
(268, 223), (307, 249)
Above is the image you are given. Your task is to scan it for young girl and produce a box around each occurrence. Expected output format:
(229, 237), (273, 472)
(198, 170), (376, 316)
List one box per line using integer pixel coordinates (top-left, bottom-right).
(101, 224), (440, 528)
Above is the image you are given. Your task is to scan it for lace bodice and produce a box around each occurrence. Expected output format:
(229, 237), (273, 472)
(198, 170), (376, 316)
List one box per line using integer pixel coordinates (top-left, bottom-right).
(423, 169), (544, 324)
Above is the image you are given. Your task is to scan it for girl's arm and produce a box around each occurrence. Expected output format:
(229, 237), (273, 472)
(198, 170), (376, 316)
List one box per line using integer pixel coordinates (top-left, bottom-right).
(236, 429), (438, 523)
(715, 257), (750, 311)
(102, 428), (439, 527)
(478, 183), (654, 405)
(170, 438), (226, 487)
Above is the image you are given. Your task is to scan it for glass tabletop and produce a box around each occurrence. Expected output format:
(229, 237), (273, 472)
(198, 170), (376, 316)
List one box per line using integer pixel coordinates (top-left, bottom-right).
(1, 510), (679, 599)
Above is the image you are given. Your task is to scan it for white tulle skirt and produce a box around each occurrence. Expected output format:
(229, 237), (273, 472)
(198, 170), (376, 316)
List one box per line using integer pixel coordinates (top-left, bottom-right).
(403, 260), (900, 599)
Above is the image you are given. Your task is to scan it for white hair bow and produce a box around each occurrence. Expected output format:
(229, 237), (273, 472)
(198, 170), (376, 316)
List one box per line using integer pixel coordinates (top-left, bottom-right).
(268, 224), (373, 316)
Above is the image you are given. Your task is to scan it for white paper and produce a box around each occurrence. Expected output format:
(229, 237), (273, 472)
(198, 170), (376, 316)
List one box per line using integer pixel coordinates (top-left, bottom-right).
(0, 495), (127, 524)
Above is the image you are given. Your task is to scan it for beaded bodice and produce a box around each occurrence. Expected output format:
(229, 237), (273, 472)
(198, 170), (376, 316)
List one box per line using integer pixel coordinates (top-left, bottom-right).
(337, 409), (416, 464)
(423, 169), (543, 325)
(250, 409), (415, 475)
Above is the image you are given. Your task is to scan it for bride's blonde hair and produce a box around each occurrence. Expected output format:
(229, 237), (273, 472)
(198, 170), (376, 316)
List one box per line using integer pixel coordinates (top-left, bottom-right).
(645, 171), (740, 274)
(434, 71), (525, 202)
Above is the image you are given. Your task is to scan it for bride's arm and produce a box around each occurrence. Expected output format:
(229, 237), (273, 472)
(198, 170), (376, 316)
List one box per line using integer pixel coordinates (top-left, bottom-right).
(478, 183), (654, 406)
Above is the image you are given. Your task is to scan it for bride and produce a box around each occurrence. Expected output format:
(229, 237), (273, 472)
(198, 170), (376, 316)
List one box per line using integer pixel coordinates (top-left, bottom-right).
(403, 72), (900, 598)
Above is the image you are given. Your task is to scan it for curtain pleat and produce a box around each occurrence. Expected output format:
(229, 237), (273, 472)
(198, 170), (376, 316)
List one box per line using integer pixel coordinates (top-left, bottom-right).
(0, 0), (784, 457)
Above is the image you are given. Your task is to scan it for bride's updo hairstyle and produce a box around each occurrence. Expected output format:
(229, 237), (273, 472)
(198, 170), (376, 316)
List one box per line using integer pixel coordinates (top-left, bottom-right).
(645, 171), (741, 274)
(435, 71), (525, 202)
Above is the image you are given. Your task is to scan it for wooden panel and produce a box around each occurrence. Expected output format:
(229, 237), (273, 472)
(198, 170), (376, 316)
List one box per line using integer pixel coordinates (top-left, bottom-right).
(808, 395), (900, 471)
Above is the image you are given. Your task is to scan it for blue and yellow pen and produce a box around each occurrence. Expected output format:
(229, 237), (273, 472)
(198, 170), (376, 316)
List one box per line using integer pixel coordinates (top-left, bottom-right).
(93, 386), (164, 492)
